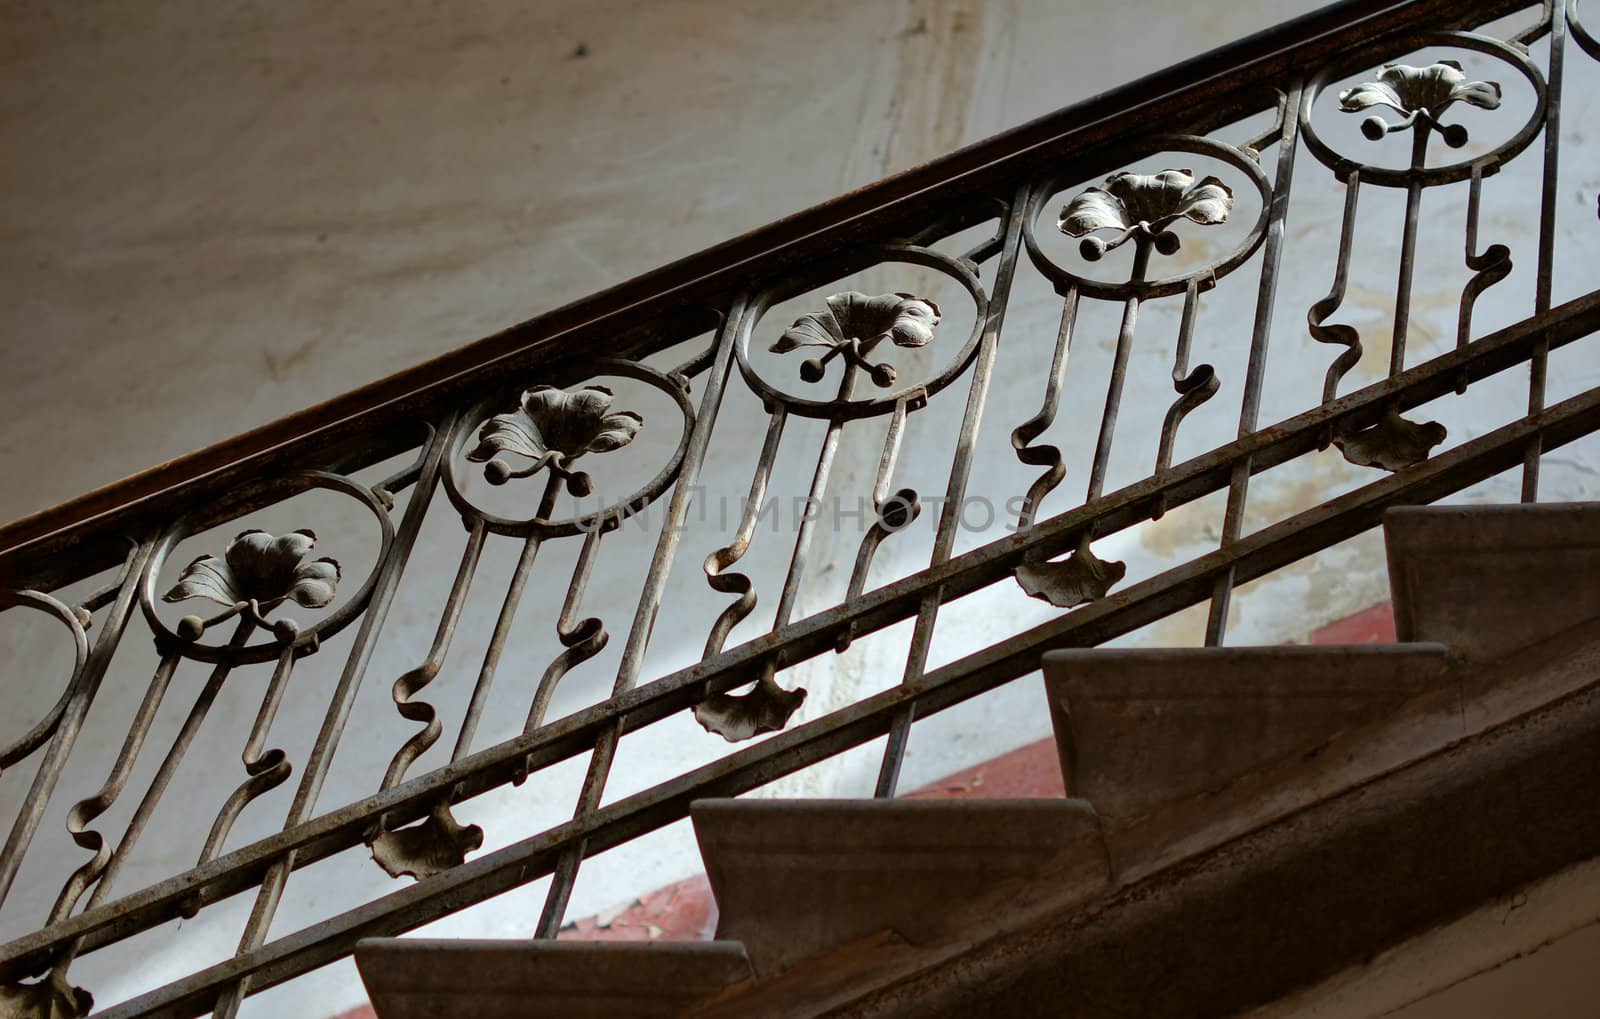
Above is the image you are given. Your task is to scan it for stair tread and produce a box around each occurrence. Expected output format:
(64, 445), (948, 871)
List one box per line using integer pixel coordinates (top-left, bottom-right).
(1043, 643), (1455, 821)
(691, 798), (1108, 977)
(354, 938), (752, 1019)
(1386, 503), (1600, 661)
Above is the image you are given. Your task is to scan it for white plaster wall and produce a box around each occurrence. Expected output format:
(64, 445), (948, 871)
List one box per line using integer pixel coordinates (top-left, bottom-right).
(3, 1), (1599, 1016)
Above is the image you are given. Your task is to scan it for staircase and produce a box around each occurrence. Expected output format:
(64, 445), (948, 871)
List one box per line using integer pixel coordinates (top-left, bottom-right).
(354, 502), (1600, 1015)
(3, 1), (1598, 1016)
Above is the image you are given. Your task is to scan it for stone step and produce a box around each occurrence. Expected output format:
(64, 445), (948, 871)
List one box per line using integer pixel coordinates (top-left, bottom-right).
(1385, 502), (1600, 661)
(353, 939), (752, 1019)
(1041, 643), (1454, 823)
(691, 798), (1108, 977)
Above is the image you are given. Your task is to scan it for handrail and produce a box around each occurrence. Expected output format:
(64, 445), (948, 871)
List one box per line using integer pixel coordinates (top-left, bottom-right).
(0, 0), (1531, 588)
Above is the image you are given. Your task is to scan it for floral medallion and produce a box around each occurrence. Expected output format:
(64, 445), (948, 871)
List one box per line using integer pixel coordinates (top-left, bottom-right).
(163, 528), (341, 643)
(468, 384), (643, 497)
(1059, 169), (1233, 260)
(1339, 60), (1501, 147)
(770, 291), (941, 389)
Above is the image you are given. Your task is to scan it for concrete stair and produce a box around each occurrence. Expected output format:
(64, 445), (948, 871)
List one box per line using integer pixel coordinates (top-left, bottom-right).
(354, 941), (752, 1019)
(355, 503), (1600, 1017)
(693, 798), (1108, 977)
(1385, 502), (1600, 661)
(1043, 643), (1453, 823)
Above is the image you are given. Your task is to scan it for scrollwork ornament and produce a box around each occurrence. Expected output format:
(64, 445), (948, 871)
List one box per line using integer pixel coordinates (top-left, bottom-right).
(1572, 0), (1600, 63)
(1333, 407), (1448, 471)
(370, 804), (485, 881)
(1339, 60), (1500, 146)
(1015, 535), (1127, 610)
(693, 669), (808, 743)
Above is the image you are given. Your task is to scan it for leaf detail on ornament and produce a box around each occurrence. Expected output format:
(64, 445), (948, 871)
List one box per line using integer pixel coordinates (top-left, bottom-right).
(466, 384), (643, 478)
(1015, 538), (1127, 609)
(773, 291), (942, 355)
(1059, 169), (1233, 236)
(1333, 410), (1447, 471)
(370, 805), (484, 881)
(693, 675), (807, 742)
(162, 529), (341, 609)
(1338, 61), (1502, 117)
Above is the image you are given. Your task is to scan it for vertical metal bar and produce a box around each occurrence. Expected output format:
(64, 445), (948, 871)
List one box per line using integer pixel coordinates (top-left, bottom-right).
(1155, 279), (1205, 476)
(772, 377), (855, 629)
(1463, 165), (1487, 341)
(0, 540), (152, 911)
(1086, 240), (1152, 504)
(211, 416), (456, 1019)
(1453, 160), (1513, 395)
(1389, 122), (1431, 378)
(1525, 0), (1566, 501)
(874, 184), (1029, 798)
(535, 298), (747, 939)
(871, 395), (911, 510)
(1205, 83), (1304, 646)
(1312, 169), (1364, 411)
(452, 474), (562, 762)
(842, 394), (919, 607)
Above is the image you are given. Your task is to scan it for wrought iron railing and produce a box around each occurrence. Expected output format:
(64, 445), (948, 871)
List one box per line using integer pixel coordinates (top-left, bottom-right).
(2, 0), (1599, 1015)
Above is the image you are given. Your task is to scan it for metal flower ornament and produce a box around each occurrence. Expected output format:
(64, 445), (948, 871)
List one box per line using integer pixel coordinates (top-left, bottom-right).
(1059, 169), (1234, 261)
(163, 528), (341, 643)
(1338, 60), (1502, 147)
(467, 384), (643, 497)
(770, 290), (941, 388)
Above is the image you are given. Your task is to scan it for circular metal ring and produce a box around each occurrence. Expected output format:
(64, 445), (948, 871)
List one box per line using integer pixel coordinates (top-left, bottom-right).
(735, 243), (990, 420)
(140, 470), (396, 665)
(1023, 134), (1274, 301)
(1298, 31), (1547, 188)
(444, 357), (696, 538)
(0, 589), (92, 768)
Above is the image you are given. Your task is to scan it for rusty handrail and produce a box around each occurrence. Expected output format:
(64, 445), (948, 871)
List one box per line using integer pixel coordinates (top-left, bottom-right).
(0, 0), (1529, 589)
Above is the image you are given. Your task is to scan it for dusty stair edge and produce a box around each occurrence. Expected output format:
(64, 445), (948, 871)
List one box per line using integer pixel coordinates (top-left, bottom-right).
(691, 798), (1111, 979)
(354, 938), (753, 1019)
(1041, 642), (1456, 824)
(1385, 502), (1600, 661)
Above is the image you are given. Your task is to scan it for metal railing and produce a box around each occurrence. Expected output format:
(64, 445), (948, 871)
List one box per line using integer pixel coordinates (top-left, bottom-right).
(2, 0), (1598, 1015)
